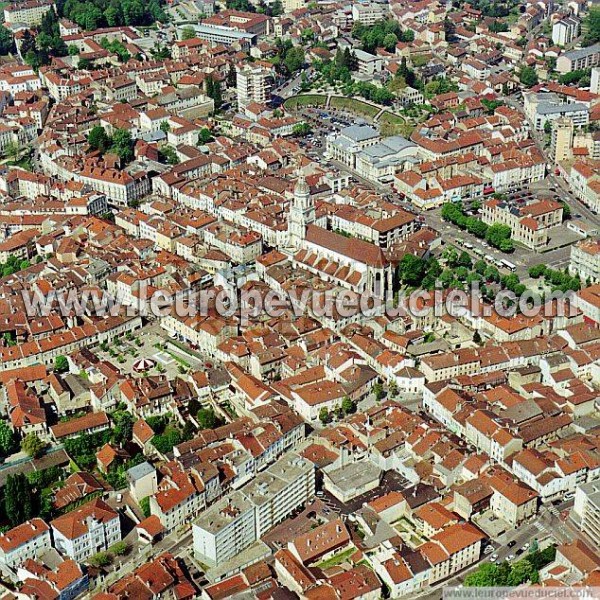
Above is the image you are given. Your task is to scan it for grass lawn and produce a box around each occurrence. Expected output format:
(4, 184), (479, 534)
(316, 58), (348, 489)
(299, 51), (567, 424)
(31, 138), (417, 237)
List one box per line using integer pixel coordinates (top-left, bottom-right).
(315, 547), (356, 570)
(7, 152), (33, 171)
(379, 111), (405, 126)
(284, 94), (327, 109)
(329, 96), (379, 118)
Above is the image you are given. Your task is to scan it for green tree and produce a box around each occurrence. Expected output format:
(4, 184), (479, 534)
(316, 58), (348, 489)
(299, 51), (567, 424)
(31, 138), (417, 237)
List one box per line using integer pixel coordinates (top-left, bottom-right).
(181, 26), (196, 40)
(206, 75), (222, 110)
(5, 141), (20, 161)
(0, 26), (15, 55)
(319, 407), (330, 425)
(54, 355), (69, 373)
(373, 382), (384, 401)
(110, 128), (134, 163)
(159, 145), (179, 165)
(508, 559), (533, 586)
(159, 120), (170, 133)
(88, 125), (110, 153)
(89, 552), (112, 567)
(342, 396), (356, 415)
(151, 428), (181, 454)
(292, 122), (312, 137)
(519, 66), (539, 88)
(474, 259), (487, 275)
(529, 264), (547, 278)
(382, 32), (398, 51)
(484, 265), (500, 282)
(284, 46), (305, 73)
(197, 408), (217, 430)
(140, 496), (151, 517)
(398, 254), (426, 286)
(457, 251), (472, 268)
(197, 128), (213, 144)
(109, 541), (128, 555)
(485, 223), (512, 249)
(5, 473), (34, 526)
(21, 433), (45, 458)
(388, 380), (398, 398)
(464, 562), (497, 586)
(582, 6), (600, 46)
(0, 420), (15, 456)
(112, 410), (134, 446)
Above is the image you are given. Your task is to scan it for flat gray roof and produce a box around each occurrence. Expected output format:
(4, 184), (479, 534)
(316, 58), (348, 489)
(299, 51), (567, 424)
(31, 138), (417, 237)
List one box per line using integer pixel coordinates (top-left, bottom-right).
(563, 43), (600, 61)
(538, 102), (588, 115)
(127, 461), (155, 482)
(341, 124), (379, 142)
(190, 24), (255, 40)
(325, 461), (381, 492)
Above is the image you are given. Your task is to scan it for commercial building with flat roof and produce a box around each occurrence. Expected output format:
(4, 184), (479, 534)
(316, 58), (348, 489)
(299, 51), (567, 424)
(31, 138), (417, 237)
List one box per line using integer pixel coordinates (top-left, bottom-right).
(186, 24), (256, 47)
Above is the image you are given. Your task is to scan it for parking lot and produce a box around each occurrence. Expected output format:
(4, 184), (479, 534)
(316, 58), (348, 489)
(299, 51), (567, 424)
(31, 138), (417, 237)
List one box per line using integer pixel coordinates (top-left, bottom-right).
(261, 497), (337, 551)
(427, 186), (583, 278)
(319, 469), (410, 515)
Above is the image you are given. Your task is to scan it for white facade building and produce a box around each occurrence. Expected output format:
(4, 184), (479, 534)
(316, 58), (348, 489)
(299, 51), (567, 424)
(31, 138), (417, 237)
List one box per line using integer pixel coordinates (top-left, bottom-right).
(193, 452), (315, 567)
(0, 519), (51, 572)
(51, 499), (121, 562)
(236, 64), (274, 108)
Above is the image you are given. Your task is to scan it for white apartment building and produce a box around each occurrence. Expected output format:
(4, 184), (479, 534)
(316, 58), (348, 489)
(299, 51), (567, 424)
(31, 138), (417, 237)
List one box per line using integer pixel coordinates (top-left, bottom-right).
(0, 519), (51, 572)
(551, 117), (574, 163)
(398, 86), (424, 107)
(552, 17), (579, 46)
(4, 0), (53, 25)
(236, 64), (274, 109)
(351, 1), (388, 24)
(76, 167), (151, 206)
(570, 238), (600, 283)
(556, 44), (600, 73)
(572, 480), (600, 540)
(569, 162), (600, 212)
(353, 49), (384, 76)
(592, 67), (600, 95)
(193, 452), (315, 567)
(50, 499), (121, 562)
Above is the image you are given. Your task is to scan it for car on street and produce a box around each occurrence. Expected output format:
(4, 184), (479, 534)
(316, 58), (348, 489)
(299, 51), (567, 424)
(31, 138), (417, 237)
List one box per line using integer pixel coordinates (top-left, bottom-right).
(508, 540), (516, 548)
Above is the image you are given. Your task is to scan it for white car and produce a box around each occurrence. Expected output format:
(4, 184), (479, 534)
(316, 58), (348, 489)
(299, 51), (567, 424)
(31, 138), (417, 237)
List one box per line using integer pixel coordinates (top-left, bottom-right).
(508, 554), (515, 561)
(491, 554), (499, 561)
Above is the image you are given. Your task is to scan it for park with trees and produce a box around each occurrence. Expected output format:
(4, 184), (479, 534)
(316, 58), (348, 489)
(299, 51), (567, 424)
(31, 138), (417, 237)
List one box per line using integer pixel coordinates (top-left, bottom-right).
(464, 546), (556, 587)
(441, 202), (515, 252)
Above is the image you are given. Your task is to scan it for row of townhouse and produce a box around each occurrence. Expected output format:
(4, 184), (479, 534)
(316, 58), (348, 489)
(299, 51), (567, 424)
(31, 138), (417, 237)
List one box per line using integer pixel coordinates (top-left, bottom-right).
(513, 447), (600, 504)
(0, 316), (142, 371)
(149, 406), (306, 534)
